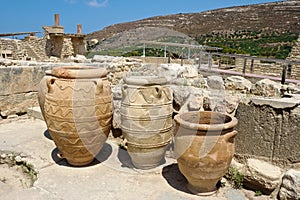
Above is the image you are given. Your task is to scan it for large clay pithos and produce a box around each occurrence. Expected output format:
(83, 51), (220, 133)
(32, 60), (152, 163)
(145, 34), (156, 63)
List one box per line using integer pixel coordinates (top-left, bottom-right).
(39, 66), (112, 166)
(121, 75), (173, 169)
(174, 111), (238, 195)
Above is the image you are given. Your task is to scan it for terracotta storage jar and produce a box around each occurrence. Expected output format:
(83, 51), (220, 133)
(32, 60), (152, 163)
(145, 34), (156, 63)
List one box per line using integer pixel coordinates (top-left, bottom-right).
(121, 75), (173, 169)
(174, 111), (238, 195)
(39, 66), (113, 166)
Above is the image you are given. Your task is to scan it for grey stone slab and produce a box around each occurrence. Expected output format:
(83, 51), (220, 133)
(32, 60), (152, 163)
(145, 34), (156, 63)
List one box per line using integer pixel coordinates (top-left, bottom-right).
(0, 118), (47, 148)
(1, 187), (58, 200)
(251, 96), (300, 109)
(27, 107), (44, 121)
(0, 118), (55, 168)
(273, 109), (300, 163)
(35, 162), (232, 200)
(235, 102), (275, 159)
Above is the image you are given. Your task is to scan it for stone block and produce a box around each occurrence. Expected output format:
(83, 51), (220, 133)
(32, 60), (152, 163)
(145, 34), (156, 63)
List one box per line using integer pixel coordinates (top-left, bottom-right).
(235, 102), (275, 158)
(279, 169), (300, 200)
(27, 107), (44, 121)
(244, 158), (283, 195)
(235, 97), (300, 166)
(0, 92), (39, 117)
(0, 66), (52, 96)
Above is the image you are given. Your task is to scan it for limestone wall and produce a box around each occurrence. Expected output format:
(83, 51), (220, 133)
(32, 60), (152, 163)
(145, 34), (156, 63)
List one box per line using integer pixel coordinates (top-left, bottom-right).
(0, 65), (54, 117)
(1, 35), (86, 61)
(24, 36), (48, 61)
(0, 56), (142, 117)
(0, 38), (25, 60)
(235, 58), (285, 78)
(235, 97), (300, 167)
(61, 37), (74, 58)
(139, 56), (196, 65)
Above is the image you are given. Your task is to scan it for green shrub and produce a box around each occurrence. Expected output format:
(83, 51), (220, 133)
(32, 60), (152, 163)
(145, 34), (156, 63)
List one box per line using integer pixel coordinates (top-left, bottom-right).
(227, 166), (244, 189)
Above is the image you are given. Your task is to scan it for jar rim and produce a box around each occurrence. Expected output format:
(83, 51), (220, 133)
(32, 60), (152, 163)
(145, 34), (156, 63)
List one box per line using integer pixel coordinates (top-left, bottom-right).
(174, 111), (238, 131)
(50, 66), (107, 79)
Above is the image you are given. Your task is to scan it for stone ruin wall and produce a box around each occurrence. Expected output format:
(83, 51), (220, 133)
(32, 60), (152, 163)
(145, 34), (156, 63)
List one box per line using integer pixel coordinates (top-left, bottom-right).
(235, 57), (300, 80)
(0, 57), (142, 117)
(137, 56), (300, 80)
(0, 38), (25, 60)
(0, 36), (85, 61)
(71, 37), (86, 56)
(0, 56), (300, 169)
(0, 65), (52, 117)
(61, 37), (74, 58)
(235, 99), (300, 168)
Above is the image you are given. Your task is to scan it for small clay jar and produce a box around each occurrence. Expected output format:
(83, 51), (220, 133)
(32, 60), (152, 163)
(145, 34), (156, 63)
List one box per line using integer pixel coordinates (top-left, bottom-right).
(174, 111), (238, 195)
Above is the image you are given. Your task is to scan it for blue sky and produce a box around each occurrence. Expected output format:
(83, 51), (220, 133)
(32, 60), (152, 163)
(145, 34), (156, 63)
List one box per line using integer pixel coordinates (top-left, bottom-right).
(1, 0), (277, 36)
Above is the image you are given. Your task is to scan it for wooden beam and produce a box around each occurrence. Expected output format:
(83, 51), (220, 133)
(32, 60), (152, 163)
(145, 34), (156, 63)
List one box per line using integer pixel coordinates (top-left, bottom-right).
(0, 31), (41, 37)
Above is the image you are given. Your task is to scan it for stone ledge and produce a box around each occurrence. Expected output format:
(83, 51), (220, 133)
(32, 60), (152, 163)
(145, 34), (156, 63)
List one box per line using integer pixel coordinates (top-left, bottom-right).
(27, 107), (44, 121)
(251, 95), (300, 109)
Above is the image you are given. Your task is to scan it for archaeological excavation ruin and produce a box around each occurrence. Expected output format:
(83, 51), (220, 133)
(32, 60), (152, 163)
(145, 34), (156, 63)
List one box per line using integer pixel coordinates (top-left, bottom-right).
(0, 11), (300, 200)
(0, 14), (85, 61)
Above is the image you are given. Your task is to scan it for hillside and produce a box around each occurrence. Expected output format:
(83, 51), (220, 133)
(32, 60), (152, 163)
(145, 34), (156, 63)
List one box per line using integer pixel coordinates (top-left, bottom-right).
(86, 0), (300, 58)
(87, 1), (300, 41)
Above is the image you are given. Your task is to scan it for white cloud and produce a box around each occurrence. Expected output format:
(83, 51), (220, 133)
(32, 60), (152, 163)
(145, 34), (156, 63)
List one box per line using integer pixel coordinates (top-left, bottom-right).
(87, 0), (108, 7)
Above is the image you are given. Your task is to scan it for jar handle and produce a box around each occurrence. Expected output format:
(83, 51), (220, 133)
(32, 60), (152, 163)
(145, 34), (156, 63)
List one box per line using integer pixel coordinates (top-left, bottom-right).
(46, 77), (57, 93)
(122, 84), (128, 96)
(96, 80), (104, 95)
(155, 86), (162, 98)
(56, 151), (65, 159)
(224, 130), (237, 143)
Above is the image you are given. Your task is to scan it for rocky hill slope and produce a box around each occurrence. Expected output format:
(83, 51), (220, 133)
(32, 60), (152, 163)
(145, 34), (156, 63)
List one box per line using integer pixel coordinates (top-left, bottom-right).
(89, 27), (198, 52)
(87, 1), (300, 44)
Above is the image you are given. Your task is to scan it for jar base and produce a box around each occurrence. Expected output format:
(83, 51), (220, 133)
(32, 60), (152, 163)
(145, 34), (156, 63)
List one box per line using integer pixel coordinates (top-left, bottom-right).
(187, 183), (217, 196)
(66, 158), (95, 167)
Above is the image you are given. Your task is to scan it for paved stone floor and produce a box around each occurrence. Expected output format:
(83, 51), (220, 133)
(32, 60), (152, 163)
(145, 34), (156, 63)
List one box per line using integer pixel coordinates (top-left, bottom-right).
(0, 115), (247, 200)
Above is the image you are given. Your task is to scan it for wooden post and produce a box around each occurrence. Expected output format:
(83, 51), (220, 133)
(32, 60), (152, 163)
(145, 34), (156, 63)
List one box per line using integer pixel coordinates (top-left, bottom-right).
(219, 56), (222, 68)
(243, 58), (247, 75)
(181, 56), (183, 66)
(250, 59), (254, 73)
(281, 64), (287, 85)
(287, 64), (292, 78)
(180, 49), (183, 66)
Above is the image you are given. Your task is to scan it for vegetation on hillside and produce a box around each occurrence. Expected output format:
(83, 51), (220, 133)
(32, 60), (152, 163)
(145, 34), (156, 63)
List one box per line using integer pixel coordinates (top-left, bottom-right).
(87, 30), (299, 59)
(87, 47), (180, 58)
(197, 30), (299, 59)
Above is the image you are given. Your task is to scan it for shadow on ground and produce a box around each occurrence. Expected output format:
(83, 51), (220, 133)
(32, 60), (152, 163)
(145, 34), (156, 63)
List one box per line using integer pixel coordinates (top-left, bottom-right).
(51, 142), (112, 168)
(43, 129), (52, 140)
(117, 147), (134, 168)
(162, 163), (192, 194)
